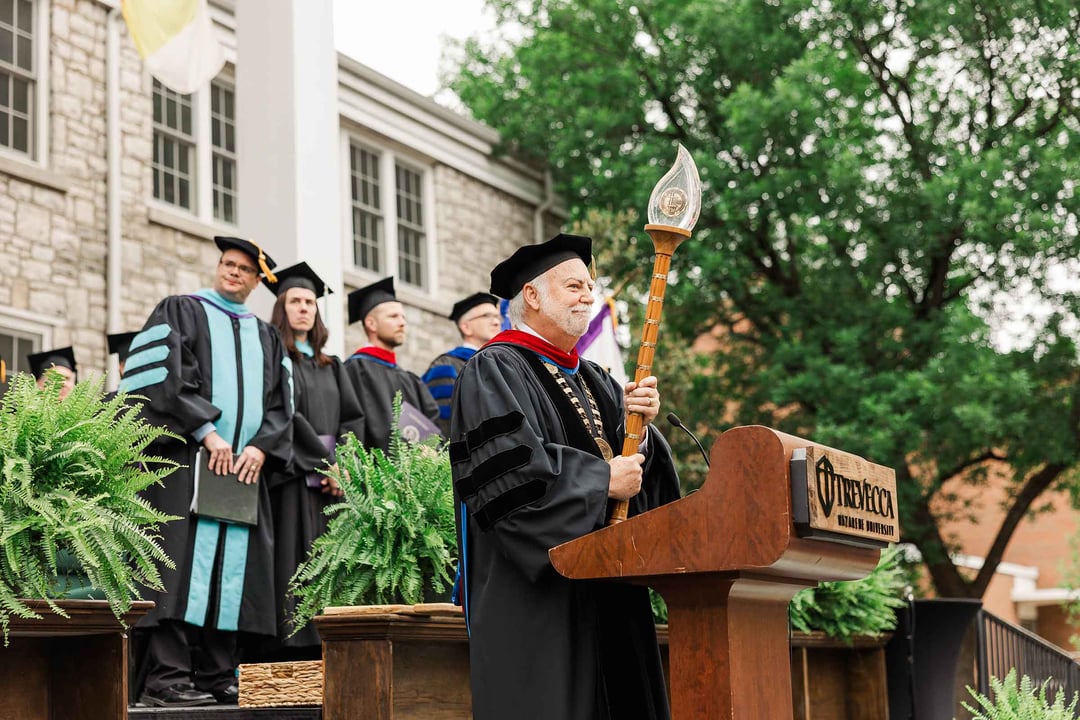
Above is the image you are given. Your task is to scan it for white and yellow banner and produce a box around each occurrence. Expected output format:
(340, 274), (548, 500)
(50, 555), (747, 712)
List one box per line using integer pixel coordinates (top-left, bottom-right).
(121, 0), (225, 94)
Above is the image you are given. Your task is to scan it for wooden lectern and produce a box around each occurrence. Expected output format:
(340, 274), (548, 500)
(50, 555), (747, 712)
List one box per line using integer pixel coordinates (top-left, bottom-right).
(549, 425), (892, 720)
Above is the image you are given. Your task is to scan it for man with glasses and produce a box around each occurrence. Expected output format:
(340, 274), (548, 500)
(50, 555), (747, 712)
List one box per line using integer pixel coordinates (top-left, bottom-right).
(121, 236), (292, 707)
(422, 292), (503, 436)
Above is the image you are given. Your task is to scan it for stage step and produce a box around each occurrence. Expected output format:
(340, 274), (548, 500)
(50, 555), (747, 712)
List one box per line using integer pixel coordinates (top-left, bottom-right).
(129, 706), (321, 719)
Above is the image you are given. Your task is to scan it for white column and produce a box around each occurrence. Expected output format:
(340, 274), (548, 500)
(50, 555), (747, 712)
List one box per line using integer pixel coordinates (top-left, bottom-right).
(235, 0), (344, 355)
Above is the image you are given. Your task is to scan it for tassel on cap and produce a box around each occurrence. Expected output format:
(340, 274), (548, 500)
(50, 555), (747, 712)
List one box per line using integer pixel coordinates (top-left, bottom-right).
(257, 244), (277, 284)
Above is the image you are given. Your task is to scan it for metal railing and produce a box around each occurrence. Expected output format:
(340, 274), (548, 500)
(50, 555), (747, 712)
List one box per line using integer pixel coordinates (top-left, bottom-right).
(976, 609), (1080, 707)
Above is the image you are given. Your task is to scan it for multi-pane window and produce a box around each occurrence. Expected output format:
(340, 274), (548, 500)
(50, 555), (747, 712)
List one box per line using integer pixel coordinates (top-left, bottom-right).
(396, 163), (426, 288)
(348, 140), (432, 291)
(152, 79), (195, 210)
(150, 72), (237, 225)
(0, 0), (35, 156)
(210, 80), (237, 223)
(0, 328), (39, 376)
(350, 143), (383, 273)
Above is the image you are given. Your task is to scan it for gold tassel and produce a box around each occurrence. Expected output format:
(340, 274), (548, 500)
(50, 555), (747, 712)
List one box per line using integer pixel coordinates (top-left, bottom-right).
(254, 242), (277, 283)
(0, 358), (6, 384)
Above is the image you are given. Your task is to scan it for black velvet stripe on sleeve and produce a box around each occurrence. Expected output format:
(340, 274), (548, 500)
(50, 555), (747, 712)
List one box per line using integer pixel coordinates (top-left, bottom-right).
(472, 479), (548, 531)
(449, 410), (526, 464)
(454, 444), (533, 499)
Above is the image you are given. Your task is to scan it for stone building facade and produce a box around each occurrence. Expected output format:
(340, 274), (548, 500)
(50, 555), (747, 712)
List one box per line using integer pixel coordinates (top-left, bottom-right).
(0, 0), (563, 384)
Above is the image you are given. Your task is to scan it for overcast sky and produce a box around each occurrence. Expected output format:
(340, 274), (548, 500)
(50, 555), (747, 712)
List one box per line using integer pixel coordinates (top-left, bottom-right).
(332, 0), (495, 98)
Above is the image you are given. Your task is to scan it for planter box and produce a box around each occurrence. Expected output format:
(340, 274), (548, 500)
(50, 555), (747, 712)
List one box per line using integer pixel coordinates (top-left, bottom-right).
(0, 599), (152, 720)
(789, 631), (891, 720)
(313, 605), (890, 720)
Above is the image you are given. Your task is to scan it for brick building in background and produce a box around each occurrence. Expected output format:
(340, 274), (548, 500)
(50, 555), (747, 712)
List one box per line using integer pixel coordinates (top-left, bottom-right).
(0, 0), (563, 383)
(935, 469), (1080, 657)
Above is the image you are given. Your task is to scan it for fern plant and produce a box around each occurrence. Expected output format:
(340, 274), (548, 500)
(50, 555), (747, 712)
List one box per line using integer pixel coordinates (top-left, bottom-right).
(289, 398), (456, 632)
(963, 669), (1080, 719)
(651, 546), (909, 639)
(788, 544), (909, 641)
(0, 372), (177, 641)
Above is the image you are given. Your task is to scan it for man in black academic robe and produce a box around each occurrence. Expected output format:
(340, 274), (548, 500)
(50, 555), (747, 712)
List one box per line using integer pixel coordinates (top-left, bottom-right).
(450, 234), (681, 720)
(343, 277), (439, 453)
(120, 237), (292, 707)
(421, 291), (502, 436)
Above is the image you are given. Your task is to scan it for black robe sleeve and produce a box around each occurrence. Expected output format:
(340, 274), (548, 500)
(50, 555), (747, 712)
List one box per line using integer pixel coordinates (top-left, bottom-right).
(335, 358), (366, 443)
(120, 295), (221, 438)
(343, 358), (438, 451)
(451, 350), (616, 584)
(290, 356), (365, 473)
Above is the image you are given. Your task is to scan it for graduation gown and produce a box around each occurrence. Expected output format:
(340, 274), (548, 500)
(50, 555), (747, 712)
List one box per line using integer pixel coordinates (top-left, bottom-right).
(267, 349), (364, 648)
(450, 341), (681, 720)
(421, 346), (475, 437)
(343, 347), (440, 453)
(120, 290), (292, 636)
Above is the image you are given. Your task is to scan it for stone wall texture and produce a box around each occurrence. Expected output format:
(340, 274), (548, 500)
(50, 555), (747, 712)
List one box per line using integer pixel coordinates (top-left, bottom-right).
(1, 0), (561, 384)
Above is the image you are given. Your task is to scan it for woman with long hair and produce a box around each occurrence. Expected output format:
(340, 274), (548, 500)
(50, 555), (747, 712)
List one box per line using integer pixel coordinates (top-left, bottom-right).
(264, 262), (364, 659)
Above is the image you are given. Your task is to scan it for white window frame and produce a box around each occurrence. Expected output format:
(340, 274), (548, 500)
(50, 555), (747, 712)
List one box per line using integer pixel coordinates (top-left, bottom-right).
(0, 0), (50, 165)
(209, 77), (237, 224)
(151, 78), (197, 212)
(341, 132), (438, 296)
(0, 305), (60, 376)
(149, 67), (238, 228)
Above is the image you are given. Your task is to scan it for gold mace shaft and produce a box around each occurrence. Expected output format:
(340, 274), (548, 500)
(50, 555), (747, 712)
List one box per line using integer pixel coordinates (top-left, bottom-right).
(607, 223), (690, 525)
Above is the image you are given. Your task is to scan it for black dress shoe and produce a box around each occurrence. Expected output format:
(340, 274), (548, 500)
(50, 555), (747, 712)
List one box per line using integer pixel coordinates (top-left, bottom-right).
(208, 683), (239, 705)
(140, 683), (216, 707)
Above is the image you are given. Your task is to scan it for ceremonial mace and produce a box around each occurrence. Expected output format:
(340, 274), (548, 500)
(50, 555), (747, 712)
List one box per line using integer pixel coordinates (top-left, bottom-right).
(608, 145), (702, 526)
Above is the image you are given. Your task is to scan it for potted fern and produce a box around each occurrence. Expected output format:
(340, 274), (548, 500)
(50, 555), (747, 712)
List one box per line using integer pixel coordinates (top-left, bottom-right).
(964, 669), (1080, 719)
(288, 401), (456, 633)
(787, 544), (909, 641)
(0, 371), (177, 641)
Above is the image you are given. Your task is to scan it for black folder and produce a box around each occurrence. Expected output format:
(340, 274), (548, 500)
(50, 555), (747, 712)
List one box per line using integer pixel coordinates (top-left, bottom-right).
(190, 449), (259, 526)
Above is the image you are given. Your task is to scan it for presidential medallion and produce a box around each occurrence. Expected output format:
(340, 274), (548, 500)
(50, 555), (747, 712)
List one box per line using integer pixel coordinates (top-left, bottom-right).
(594, 436), (614, 461)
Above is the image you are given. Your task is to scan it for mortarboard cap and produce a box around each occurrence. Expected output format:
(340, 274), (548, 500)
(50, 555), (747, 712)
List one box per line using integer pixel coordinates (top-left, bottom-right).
(27, 346), (77, 379)
(107, 332), (139, 363)
(489, 233), (592, 299)
(214, 236), (278, 283)
(347, 277), (396, 325)
(450, 292), (499, 322)
(262, 261), (332, 299)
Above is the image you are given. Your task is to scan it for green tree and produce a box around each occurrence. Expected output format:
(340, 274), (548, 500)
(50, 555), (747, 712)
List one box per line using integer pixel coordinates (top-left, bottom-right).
(446, 0), (1080, 598)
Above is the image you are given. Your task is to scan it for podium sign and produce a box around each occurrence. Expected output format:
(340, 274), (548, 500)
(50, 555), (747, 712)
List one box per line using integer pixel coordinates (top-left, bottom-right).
(791, 445), (899, 546)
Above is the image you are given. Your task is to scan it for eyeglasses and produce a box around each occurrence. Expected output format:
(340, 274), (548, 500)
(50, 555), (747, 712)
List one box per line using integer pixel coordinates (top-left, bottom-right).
(220, 260), (259, 276)
(465, 312), (501, 322)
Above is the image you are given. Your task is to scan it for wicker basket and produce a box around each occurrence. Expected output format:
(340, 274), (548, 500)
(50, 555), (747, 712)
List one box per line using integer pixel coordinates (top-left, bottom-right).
(238, 660), (323, 707)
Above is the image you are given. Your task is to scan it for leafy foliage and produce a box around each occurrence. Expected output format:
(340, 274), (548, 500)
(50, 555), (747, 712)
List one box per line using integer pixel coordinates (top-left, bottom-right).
(289, 398), (456, 632)
(649, 546), (909, 640)
(447, 0), (1080, 598)
(788, 545), (909, 641)
(963, 669), (1080, 720)
(0, 372), (177, 641)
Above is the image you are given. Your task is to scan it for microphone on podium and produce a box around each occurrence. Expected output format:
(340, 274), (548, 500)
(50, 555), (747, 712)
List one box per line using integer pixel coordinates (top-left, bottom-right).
(666, 412), (710, 469)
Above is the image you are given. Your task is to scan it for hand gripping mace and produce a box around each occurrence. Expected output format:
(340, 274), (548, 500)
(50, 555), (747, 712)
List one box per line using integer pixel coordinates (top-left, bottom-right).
(608, 145), (702, 526)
